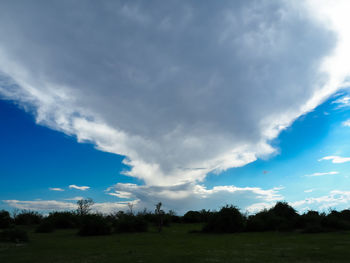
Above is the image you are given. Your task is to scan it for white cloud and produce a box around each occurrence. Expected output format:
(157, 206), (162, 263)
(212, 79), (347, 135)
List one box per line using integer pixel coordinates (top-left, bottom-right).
(49, 187), (64, 191)
(245, 202), (275, 213)
(64, 197), (84, 201)
(291, 190), (350, 211)
(0, 1), (349, 189)
(107, 182), (283, 214)
(107, 191), (133, 199)
(3, 199), (133, 214)
(332, 96), (350, 107)
(3, 200), (76, 211)
(319, 156), (350, 163)
(342, 119), (350, 127)
(305, 171), (339, 177)
(68, 185), (90, 191)
(304, 189), (314, 193)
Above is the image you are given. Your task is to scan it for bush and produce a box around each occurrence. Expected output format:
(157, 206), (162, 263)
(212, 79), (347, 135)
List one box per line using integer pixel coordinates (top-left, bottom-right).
(36, 220), (55, 233)
(0, 210), (13, 229)
(246, 210), (274, 232)
(15, 210), (42, 225)
(271, 202), (298, 219)
(247, 202), (298, 232)
(0, 228), (29, 243)
(183, 211), (203, 223)
(302, 224), (324, 233)
(202, 205), (245, 233)
(114, 214), (148, 233)
(78, 215), (111, 236)
(47, 211), (78, 229)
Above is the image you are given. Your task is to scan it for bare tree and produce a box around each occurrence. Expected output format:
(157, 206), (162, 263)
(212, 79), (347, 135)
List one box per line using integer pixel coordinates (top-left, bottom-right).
(155, 202), (165, 232)
(127, 202), (134, 215)
(77, 198), (94, 216)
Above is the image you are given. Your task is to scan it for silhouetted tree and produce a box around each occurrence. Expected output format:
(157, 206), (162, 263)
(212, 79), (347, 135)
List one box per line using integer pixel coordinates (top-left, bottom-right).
(0, 210), (12, 229)
(78, 214), (111, 236)
(155, 202), (165, 232)
(14, 210), (42, 225)
(77, 198), (94, 216)
(203, 205), (245, 233)
(47, 211), (79, 229)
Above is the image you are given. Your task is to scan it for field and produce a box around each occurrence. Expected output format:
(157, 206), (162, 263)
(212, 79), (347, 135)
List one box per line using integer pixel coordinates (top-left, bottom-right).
(1, 224), (350, 263)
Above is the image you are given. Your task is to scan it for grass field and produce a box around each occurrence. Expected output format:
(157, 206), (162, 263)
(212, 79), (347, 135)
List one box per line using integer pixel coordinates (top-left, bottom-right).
(1, 224), (350, 262)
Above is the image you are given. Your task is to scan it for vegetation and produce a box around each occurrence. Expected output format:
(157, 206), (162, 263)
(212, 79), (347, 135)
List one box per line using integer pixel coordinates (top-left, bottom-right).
(3, 201), (350, 236)
(2, 224), (350, 262)
(35, 219), (55, 233)
(203, 205), (245, 233)
(2, 200), (350, 261)
(78, 214), (112, 236)
(14, 210), (42, 225)
(0, 228), (29, 243)
(0, 210), (13, 229)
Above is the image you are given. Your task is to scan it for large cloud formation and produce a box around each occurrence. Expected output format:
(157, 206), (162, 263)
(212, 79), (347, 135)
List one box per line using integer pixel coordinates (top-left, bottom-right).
(0, 0), (347, 187)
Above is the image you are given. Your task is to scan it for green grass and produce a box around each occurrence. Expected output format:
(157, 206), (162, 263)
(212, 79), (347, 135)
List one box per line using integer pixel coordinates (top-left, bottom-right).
(1, 224), (350, 262)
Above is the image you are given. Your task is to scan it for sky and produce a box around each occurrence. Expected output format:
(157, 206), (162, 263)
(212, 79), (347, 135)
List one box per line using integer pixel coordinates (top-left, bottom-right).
(1, 0), (350, 214)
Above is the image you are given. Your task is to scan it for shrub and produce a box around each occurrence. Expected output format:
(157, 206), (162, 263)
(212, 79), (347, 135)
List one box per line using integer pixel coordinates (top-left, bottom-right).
(47, 211), (78, 229)
(15, 210), (42, 225)
(202, 205), (245, 233)
(0, 228), (29, 243)
(271, 202), (298, 219)
(0, 210), (13, 229)
(183, 211), (203, 223)
(246, 210), (275, 232)
(297, 211), (323, 230)
(114, 214), (148, 233)
(78, 214), (111, 236)
(302, 224), (324, 233)
(36, 220), (55, 233)
(247, 202), (299, 232)
(339, 209), (350, 221)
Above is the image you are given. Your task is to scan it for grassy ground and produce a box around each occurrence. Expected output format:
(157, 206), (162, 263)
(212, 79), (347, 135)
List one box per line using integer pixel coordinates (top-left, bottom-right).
(1, 224), (350, 262)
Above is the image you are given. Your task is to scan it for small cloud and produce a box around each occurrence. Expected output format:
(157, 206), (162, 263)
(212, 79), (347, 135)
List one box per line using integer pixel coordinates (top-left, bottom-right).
(65, 197), (84, 201)
(69, 185), (90, 191)
(342, 119), (350, 127)
(332, 96), (350, 107)
(305, 171), (339, 177)
(304, 189), (314, 193)
(246, 202), (274, 213)
(319, 156), (350, 163)
(290, 190), (350, 211)
(108, 191), (133, 199)
(49, 187), (64, 191)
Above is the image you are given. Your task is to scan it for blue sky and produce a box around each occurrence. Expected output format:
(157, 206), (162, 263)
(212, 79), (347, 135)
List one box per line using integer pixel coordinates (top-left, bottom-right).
(2, 91), (350, 214)
(1, 1), (350, 214)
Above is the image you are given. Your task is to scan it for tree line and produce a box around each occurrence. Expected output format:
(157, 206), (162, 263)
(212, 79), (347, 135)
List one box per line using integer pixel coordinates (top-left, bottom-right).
(2, 200), (350, 242)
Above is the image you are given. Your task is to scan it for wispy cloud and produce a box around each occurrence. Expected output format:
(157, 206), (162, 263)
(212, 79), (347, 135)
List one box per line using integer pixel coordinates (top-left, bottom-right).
(305, 171), (339, 177)
(304, 189), (314, 193)
(64, 197), (84, 201)
(342, 119), (350, 127)
(332, 96), (350, 107)
(69, 185), (90, 191)
(3, 200), (76, 211)
(49, 187), (64, 191)
(291, 190), (350, 211)
(107, 182), (283, 214)
(3, 199), (134, 214)
(319, 156), (350, 163)
(107, 191), (133, 199)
